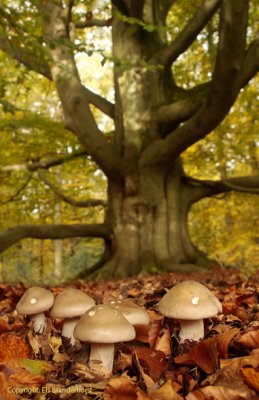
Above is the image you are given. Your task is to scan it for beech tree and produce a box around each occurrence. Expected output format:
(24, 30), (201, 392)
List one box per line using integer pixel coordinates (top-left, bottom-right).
(0, 0), (258, 277)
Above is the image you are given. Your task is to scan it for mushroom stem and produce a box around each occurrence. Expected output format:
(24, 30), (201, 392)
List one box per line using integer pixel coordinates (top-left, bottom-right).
(62, 317), (80, 345)
(179, 319), (204, 342)
(31, 312), (47, 334)
(89, 343), (115, 372)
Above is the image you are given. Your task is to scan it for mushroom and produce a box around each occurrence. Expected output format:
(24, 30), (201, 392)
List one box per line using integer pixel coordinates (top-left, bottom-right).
(73, 304), (135, 372)
(16, 287), (54, 334)
(50, 288), (95, 345)
(108, 299), (150, 326)
(158, 280), (222, 342)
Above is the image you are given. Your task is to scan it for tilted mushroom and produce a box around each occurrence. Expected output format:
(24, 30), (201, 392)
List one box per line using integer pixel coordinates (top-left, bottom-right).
(73, 304), (136, 372)
(158, 280), (222, 342)
(108, 299), (150, 326)
(50, 288), (95, 345)
(16, 287), (54, 334)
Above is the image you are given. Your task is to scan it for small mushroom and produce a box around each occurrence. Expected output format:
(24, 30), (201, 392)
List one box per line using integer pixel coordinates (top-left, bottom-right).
(73, 304), (135, 372)
(16, 287), (54, 334)
(158, 280), (222, 342)
(50, 288), (95, 345)
(108, 299), (150, 326)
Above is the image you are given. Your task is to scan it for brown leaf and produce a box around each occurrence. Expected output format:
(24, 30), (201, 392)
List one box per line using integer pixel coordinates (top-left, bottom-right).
(0, 372), (18, 400)
(238, 327), (259, 349)
(174, 338), (219, 374)
(72, 361), (111, 381)
(187, 384), (258, 400)
(241, 367), (259, 393)
(104, 375), (138, 400)
(134, 347), (168, 382)
(148, 380), (183, 400)
(220, 356), (259, 369)
(216, 327), (240, 358)
(115, 349), (133, 371)
(155, 328), (171, 356)
(0, 334), (30, 360)
(135, 310), (163, 347)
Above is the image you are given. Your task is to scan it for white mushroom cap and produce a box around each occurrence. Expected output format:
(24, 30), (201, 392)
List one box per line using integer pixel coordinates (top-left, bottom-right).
(108, 300), (150, 325)
(158, 280), (222, 320)
(50, 288), (95, 319)
(74, 304), (136, 343)
(16, 287), (54, 315)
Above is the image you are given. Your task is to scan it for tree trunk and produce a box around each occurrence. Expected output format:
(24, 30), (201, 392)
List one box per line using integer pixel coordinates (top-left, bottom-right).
(102, 161), (209, 278)
(96, 16), (210, 278)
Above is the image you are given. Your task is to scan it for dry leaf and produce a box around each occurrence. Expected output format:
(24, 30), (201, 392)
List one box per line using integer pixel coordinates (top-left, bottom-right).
(174, 338), (219, 374)
(216, 327), (240, 358)
(104, 376), (138, 400)
(241, 367), (259, 393)
(191, 384), (257, 400)
(134, 347), (168, 382)
(0, 334), (30, 360)
(220, 356), (259, 369)
(148, 380), (183, 400)
(238, 328), (259, 349)
(155, 329), (171, 356)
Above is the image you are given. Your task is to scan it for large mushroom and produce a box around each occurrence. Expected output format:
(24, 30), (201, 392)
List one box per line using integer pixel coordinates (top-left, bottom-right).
(73, 304), (135, 372)
(50, 288), (95, 345)
(16, 287), (54, 334)
(108, 299), (150, 326)
(158, 280), (222, 342)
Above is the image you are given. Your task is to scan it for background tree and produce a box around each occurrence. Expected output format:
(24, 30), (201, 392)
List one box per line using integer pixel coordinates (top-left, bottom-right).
(0, 0), (258, 279)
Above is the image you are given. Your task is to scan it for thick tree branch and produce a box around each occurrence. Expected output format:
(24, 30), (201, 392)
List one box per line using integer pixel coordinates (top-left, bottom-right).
(0, 38), (115, 119)
(0, 150), (88, 173)
(156, 97), (204, 127)
(111, 0), (129, 16)
(75, 18), (112, 28)
(37, 170), (106, 208)
(239, 36), (259, 88)
(141, 0), (249, 167)
(158, 0), (220, 66)
(186, 175), (259, 203)
(40, 0), (128, 183)
(0, 224), (112, 253)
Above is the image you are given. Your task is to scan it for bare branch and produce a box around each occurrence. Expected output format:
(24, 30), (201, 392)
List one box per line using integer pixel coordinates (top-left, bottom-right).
(0, 175), (32, 205)
(156, 97), (204, 127)
(0, 150), (88, 173)
(239, 36), (259, 88)
(37, 170), (106, 208)
(40, 0), (128, 183)
(158, 0), (220, 66)
(75, 18), (112, 28)
(186, 175), (259, 203)
(0, 38), (115, 119)
(141, 0), (249, 167)
(0, 223), (112, 253)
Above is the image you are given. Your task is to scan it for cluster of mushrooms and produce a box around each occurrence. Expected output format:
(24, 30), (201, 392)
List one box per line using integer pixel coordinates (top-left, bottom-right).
(16, 281), (222, 373)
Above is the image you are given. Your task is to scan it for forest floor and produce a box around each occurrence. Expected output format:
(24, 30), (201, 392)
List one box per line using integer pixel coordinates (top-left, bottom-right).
(0, 267), (258, 400)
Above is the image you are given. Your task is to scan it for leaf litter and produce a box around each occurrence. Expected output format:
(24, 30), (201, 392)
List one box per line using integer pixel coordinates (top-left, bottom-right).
(0, 267), (258, 399)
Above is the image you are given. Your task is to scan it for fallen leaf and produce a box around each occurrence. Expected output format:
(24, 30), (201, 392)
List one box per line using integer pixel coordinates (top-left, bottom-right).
(135, 310), (163, 347)
(155, 329), (171, 356)
(189, 384), (257, 400)
(148, 380), (183, 400)
(134, 347), (168, 382)
(238, 328), (259, 349)
(220, 356), (259, 369)
(216, 327), (240, 358)
(104, 375), (138, 400)
(0, 334), (30, 360)
(174, 338), (219, 374)
(241, 367), (259, 393)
